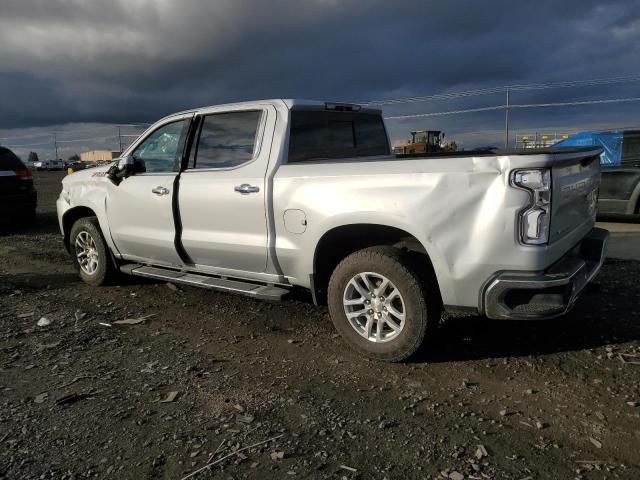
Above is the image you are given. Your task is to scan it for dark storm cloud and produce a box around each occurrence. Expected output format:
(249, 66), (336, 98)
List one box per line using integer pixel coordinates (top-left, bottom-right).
(0, 0), (639, 131)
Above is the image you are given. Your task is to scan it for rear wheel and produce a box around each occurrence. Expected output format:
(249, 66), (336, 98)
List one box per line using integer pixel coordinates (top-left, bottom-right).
(328, 246), (439, 362)
(70, 217), (116, 286)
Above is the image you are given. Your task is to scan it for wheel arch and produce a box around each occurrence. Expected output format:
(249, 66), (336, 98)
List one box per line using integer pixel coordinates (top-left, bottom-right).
(311, 223), (444, 306)
(62, 206), (100, 253)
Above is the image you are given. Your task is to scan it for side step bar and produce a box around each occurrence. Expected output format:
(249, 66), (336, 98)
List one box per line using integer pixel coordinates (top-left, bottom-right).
(120, 264), (289, 301)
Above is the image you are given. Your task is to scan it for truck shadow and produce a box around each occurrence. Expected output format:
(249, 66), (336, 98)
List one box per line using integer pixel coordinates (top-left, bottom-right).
(422, 261), (640, 362)
(0, 211), (61, 236)
(0, 272), (80, 292)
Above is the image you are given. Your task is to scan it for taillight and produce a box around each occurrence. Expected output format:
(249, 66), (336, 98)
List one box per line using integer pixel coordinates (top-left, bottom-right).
(14, 169), (33, 180)
(511, 168), (552, 245)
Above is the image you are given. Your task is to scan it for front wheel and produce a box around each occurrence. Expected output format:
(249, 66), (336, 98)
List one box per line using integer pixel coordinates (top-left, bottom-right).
(69, 217), (116, 286)
(327, 246), (439, 362)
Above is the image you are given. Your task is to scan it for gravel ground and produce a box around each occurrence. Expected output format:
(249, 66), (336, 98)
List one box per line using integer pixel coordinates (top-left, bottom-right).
(1, 172), (639, 480)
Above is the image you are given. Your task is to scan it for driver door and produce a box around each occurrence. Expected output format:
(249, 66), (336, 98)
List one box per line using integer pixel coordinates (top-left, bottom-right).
(107, 115), (192, 267)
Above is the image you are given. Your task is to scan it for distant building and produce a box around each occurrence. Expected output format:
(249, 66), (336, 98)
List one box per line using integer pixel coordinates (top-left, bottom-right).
(80, 150), (121, 162)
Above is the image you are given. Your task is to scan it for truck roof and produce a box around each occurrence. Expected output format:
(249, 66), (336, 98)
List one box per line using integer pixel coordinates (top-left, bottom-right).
(167, 99), (380, 118)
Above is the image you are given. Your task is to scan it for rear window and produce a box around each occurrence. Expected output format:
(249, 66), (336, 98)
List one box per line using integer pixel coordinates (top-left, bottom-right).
(0, 148), (25, 170)
(288, 110), (389, 163)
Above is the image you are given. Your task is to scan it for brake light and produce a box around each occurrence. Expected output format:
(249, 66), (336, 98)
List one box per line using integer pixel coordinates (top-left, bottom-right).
(14, 169), (33, 180)
(511, 169), (552, 245)
(325, 102), (362, 112)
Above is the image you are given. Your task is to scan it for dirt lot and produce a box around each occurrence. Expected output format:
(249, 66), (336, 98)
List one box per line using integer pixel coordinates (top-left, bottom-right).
(1, 172), (639, 480)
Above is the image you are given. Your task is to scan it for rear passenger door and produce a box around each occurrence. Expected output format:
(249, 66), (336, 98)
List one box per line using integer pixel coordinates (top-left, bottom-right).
(178, 106), (276, 274)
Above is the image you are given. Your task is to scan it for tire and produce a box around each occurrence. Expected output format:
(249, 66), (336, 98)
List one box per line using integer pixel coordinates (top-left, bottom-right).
(69, 216), (116, 286)
(327, 246), (439, 362)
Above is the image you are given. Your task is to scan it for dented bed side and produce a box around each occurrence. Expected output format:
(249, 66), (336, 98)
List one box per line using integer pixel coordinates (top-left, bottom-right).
(272, 148), (602, 311)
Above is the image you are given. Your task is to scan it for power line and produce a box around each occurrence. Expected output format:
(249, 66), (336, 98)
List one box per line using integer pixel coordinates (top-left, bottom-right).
(364, 74), (640, 106)
(0, 123), (149, 141)
(510, 96), (640, 109)
(4, 135), (118, 148)
(2, 140), (53, 148)
(55, 136), (118, 143)
(384, 96), (640, 120)
(385, 105), (505, 120)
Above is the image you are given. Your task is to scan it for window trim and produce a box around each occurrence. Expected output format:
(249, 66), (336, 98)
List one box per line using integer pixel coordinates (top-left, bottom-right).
(186, 109), (267, 172)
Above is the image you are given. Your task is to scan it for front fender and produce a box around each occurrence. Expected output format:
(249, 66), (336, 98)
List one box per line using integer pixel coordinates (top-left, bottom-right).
(59, 172), (120, 257)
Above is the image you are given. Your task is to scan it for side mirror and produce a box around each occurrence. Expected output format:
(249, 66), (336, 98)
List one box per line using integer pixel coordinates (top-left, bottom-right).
(107, 155), (136, 185)
(119, 155), (136, 174)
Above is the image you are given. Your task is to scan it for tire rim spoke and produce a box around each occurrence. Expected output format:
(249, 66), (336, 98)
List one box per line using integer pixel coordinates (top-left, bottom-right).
(344, 298), (365, 306)
(348, 278), (370, 300)
(386, 304), (405, 321)
(359, 273), (375, 293)
(383, 313), (401, 332)
(364, 316), (374, 338)
(376, 317), (384, 341)
(376, 277), (390, 295)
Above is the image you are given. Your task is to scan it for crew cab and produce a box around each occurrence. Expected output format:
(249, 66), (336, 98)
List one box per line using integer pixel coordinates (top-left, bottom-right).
(57, 99), (608, 361)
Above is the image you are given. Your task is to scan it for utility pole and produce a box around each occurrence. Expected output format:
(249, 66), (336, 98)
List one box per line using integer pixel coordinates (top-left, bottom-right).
(54, 132), (58, 159)
(504, 87), (510, 149)
(117, 126), (123, 153)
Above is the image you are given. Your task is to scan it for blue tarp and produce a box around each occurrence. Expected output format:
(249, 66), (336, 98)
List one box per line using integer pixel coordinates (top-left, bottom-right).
(554, 130), (623, 166)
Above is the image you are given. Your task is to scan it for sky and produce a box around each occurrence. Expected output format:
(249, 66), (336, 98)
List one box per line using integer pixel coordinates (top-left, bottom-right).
(1, 0), (639, 159)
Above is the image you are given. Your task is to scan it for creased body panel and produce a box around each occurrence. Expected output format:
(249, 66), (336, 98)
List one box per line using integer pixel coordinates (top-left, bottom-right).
(272, 150), (600, 309)
(57, 166), (119, 255)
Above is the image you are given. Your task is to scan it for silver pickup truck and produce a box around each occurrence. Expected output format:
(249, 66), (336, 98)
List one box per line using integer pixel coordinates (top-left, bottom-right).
(57, 99), (608, 361)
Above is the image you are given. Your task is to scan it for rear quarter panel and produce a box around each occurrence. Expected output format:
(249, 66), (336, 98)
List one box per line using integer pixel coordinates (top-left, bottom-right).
(273, 150), (601, 309)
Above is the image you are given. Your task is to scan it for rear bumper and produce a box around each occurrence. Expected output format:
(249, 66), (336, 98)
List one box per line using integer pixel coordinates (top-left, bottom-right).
(483, 228), (608, 320)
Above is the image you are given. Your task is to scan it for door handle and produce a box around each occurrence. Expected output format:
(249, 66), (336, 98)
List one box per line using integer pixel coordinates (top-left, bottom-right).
(234, 184), (260, 194)
(151, 186), (170, 196)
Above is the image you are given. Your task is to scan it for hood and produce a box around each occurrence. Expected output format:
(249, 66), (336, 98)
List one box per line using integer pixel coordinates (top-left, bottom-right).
(62, 163), (113, 186)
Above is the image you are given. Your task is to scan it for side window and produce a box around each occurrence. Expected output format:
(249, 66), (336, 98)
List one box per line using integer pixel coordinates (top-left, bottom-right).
(194, 111), (262, 169)
(132, 119), (189, 173)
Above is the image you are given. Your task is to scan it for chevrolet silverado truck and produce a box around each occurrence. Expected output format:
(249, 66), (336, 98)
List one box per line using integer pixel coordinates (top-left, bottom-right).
(57, 99), (608, 361)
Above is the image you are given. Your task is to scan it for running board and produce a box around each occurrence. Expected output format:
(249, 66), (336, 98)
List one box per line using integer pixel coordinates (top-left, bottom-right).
(120, 264), (289, 301)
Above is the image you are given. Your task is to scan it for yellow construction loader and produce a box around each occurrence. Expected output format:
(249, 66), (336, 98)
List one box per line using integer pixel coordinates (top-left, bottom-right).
(402, 130), (444, 154)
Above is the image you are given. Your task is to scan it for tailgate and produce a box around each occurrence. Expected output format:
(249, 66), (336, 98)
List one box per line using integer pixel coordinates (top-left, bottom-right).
(550, 151), (601, 243)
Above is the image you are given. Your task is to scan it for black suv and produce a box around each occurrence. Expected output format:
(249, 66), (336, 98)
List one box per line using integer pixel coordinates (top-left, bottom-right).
(0, 147), (37, 223)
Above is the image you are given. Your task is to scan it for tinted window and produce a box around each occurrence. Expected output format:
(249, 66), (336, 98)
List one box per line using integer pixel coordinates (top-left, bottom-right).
(0, 148), (26, 170)
(288, 110), (389, 163)
(132, 119), (189, 173)
(194, 111), (262, 169)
